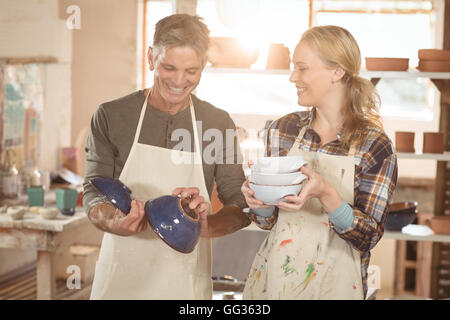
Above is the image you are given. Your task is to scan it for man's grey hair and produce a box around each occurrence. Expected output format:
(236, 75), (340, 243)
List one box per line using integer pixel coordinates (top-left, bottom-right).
(152, 14), (210, 62)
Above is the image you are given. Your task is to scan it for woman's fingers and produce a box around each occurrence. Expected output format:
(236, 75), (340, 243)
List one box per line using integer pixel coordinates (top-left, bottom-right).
(241, 179), (269, 208)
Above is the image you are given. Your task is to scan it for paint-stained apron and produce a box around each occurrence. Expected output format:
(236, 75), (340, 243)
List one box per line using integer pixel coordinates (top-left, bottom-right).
(90, 90), (212, 299)
(243, 126), (363, 300)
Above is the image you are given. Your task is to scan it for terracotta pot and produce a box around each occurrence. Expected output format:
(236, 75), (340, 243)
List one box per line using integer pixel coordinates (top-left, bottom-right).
(266, 43), (291, 69)
(207, 37), (259, 68)
(365, 57), (409, 71)
(417, 60), (450, 72)
(426, 216), (450, 235)
(418, 49), (450, 61)
(395, 131), (415, 153)
(423, 132), (444, 154)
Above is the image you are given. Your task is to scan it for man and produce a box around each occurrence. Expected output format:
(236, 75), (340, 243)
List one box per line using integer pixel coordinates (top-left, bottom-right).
(83, 14), (250, 300)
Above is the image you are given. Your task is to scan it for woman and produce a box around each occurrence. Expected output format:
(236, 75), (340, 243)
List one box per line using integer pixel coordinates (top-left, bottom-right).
(241, 25), (398, 300)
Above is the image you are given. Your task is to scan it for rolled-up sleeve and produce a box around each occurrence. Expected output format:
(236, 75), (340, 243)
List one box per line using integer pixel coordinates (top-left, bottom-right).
(82, 105), (117, 214)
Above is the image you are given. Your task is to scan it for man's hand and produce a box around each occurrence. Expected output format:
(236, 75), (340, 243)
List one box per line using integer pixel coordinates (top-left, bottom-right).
(88, 199), (148, 236)
(172, 187), (211, 237)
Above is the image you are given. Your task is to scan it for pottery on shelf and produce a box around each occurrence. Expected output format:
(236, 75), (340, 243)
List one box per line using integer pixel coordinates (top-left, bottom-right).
(266, 43), (291, 70)
(395, 131), (415, 153)
(385, 201), (418, 231)
(423, 132), (444, 154)
(426, 216), (450, 235)
(207, 37), (259, 68)
(418, 49), (450, 61)
(417, 60), (450, 72)
(365, 57), (409, 71)
(90, 177), (201, 253)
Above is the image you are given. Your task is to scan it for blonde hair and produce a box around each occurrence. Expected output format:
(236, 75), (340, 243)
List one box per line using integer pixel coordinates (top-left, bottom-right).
(300, 25), (383, 148)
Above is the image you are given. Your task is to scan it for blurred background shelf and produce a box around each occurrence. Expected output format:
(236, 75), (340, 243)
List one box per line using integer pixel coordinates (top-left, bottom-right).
(396, 152), (450, 161)
(204, 67), (450, 80)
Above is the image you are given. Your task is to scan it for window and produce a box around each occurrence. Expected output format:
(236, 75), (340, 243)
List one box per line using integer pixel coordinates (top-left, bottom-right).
(141, 0), (439, 120)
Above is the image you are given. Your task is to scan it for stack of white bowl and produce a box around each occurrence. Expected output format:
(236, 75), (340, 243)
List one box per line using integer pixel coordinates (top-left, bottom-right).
(248, 156), (307, 217)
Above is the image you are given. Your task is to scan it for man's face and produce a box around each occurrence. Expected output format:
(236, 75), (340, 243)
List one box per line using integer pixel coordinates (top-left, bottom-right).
(150, 46), (205, 106)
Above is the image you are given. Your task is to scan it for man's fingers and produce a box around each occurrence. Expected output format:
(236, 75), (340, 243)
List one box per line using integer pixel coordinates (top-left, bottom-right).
(172, 187), (200, 199)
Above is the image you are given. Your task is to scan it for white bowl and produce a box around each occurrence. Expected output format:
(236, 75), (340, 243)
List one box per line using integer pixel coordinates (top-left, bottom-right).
(249, 171), (307, 185)
(252, 156), (307, 173)
(39, 207), (59, 220)
(249, 182), (303, 205)
(252, 206), (276, 217)
(6, 206), (27, 220)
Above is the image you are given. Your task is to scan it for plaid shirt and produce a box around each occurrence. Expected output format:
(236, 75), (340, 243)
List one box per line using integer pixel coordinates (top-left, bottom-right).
(246, 109), (398, 298)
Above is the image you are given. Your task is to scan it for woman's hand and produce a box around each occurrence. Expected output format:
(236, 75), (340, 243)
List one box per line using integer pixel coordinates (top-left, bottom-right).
(241, 179), (271, 210)
(277, 165), (342, 213)
(172, 187), (210, 237)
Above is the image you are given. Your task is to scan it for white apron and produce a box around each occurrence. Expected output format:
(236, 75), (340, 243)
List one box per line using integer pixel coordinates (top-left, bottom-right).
(90, 90), (212, 300)
(243, 126), (363, 300)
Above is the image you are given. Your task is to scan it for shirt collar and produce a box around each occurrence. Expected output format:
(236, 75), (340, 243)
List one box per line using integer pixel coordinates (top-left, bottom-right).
(297, 107), (344, 142)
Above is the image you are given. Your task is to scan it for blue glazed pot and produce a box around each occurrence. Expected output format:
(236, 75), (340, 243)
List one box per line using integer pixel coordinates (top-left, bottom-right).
(90, 177), (201, 253)
(145, 195), (201, 254)
(385, 201), (418, 231)
(90, 177), (132, 214)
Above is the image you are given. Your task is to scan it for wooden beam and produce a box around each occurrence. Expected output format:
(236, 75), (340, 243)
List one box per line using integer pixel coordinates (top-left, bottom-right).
(36, 251), (56, 300)
(174, 0), (197, 15)
(0, 57), (58, 64)
(430, 0), (450, 300)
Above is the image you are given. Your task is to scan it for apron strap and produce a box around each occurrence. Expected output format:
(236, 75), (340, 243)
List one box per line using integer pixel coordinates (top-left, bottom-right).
(290, 126), (308, 153)
(347, 141), (358, 156)
(133, 91), (202, 164)
(133, 89), (152, 145)
(189, 95), (203, 164)
(189, 96), (200, 154)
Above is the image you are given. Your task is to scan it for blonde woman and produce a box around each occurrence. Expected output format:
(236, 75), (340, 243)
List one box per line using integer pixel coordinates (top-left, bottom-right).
(241, 25), (398, 299)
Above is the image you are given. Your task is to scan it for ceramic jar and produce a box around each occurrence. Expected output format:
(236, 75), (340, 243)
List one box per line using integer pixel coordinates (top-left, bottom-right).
(27, 186), (44, 207)
(266, 44), (291, 69)
(395, 131), (415, 153)
(423, 132), (444, 154)
(55, 188), (79, 216)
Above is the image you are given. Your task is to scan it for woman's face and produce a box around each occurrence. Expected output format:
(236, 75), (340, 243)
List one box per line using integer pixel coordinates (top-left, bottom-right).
(150, 46), (204, 107)
(289, 41), (337, 107)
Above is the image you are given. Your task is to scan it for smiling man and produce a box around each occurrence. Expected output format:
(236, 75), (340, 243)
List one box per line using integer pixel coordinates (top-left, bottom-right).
(83, 14), (250, 300)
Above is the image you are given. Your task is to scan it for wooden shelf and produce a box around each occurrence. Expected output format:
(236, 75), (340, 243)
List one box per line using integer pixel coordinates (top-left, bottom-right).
(384, 230), (450, 243)
(360, 70), (450, 80)
(205, 67), (290, 75)
(205, 67), (450, 80)
(396, 152), (450, 161)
